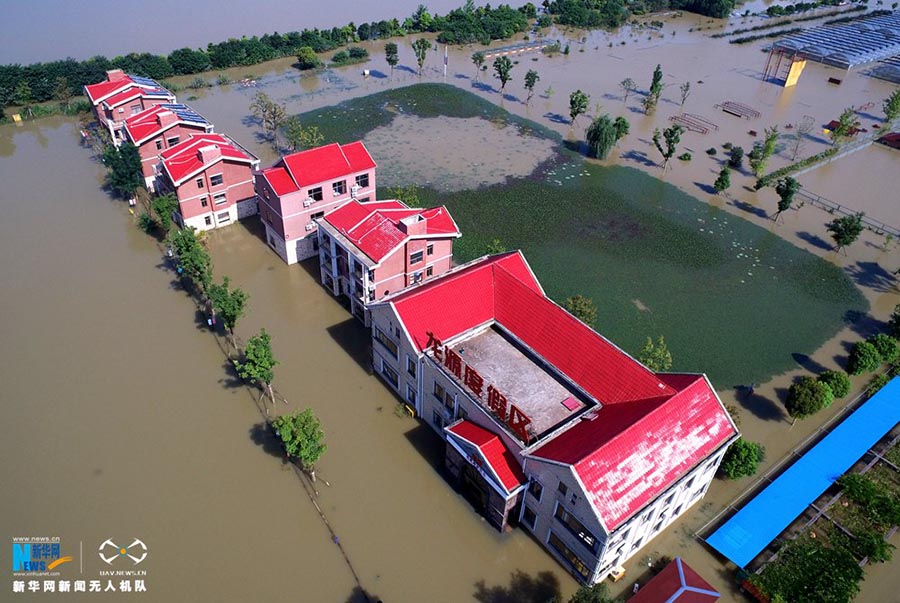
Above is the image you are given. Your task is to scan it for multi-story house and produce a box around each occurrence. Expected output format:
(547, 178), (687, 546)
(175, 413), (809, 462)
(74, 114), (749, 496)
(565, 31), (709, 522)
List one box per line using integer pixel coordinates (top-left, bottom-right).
(83, 69), (175, 143)
(367, 251), (738, 585)
(155, 134), (260, 231)
(316, 199), (461, 324)
(255, 141), (376, 264)
(123, 104), (214, 188)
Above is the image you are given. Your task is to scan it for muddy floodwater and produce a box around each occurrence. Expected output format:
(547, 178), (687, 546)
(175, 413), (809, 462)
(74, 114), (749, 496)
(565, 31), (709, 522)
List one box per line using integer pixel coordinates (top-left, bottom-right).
(0, 118), (574, 601)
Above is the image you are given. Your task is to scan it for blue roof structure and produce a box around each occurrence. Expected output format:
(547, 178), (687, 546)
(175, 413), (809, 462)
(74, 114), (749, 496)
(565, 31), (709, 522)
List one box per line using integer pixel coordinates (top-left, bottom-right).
(157, 104), (210, 126)
(707, 377), (900, 568)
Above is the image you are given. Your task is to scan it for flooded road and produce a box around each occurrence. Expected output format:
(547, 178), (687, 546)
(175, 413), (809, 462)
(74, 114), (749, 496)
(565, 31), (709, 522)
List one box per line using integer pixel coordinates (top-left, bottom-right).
(0, 118), (573, 601)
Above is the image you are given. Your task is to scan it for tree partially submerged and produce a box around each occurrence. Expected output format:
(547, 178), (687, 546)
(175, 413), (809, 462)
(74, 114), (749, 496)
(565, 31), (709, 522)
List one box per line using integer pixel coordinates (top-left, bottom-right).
(412, 38), (431, 75)
(493, 55), (513, 93)
(713, 166), (731, 194)
(818, 370), (851, 398)
(102, 142), (144, 198)
(785, 376), (834, 420)
(386, 184), (422, 208)
(652, 124), (684, 171)
(283, 117), (324, 151)
(471, 51), (485, 81)
(773, 176), (799, 221)
(585, 114), (616, 159)
(564, 294), (597, 328)
(235, 328), (280, 407)
(209, 276), (249, 345)
(272, 408), (327, 478)
(830, 107), (860, 146)
(719, 438), (765, 480)
(643, 63), (664, 115)
(569, 89), (589, 125)
(523, 69), (539, 105)
(169, 227), (213, 295)
(384, 42), (399, 78)
(827, 212), (865, 252)
(619, 77), (635, 105)
(151, 193), (179, 232)
(638, 336), (672, 372)
(249, 91), (286, 151)
(848, 340), (882, 375)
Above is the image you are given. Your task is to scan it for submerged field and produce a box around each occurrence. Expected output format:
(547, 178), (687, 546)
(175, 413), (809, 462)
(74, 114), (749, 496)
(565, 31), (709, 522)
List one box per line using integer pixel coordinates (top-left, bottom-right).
(296, 84), (868, 386)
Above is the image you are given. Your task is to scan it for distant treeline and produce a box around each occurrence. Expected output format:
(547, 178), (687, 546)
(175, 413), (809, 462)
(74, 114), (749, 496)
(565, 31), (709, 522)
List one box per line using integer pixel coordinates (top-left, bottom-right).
(546, 0), (738, 24)
(0, 2), (537, 108)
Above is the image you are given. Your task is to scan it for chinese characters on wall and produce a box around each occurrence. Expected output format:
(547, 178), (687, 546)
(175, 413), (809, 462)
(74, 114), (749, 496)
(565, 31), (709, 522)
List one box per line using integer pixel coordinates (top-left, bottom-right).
(427, 331), (533, 443)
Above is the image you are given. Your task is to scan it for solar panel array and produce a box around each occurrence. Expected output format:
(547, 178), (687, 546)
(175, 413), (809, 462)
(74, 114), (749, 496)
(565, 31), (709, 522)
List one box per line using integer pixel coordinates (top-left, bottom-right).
(772, 11), (900, 69)
(130, 74), (163, 87)
(157, 103), (211, 126)
(870, 53), (900, 82)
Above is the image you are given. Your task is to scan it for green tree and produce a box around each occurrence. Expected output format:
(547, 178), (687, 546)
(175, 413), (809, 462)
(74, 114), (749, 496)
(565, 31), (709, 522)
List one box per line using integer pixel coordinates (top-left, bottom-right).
(564, 294), (597, 328)
(868, 373), (891, 397)
(827, 212), (865, 252)
(102, 142), (144, 198)
(619, 77), (635, 105)
(751, 538), (863, 603)
(13, 81), (34, 117)
(53, 76), (73, 112)
(209, 276), (249, 342)
(271, 408), (326, 475)
(713, 166), (731, 194)
(643, 63), (664, 114)
(638, 335), (672, 371)
(889, 304), (900, 339)
(719, 438), (765, 479)
(384, 42), (399, 79)
(249, 92), (286, 151)
(472, 51), (485, 81)
(523, 69), (539, 105)
(749, 126), (779, 177)
(818, 370), (851, 398)
(235, 328), (279, 406)
(169, 227), (213, 294)
(386, 184), (422, 208)
(869, 333), (900, 364)
(296, 46), (321, 70)
(679, 81), (691, 111)
(785, 376), (834, 420)
(283, 117), (324, 152)
(151, 193), (179, 231)
(568, 582), (617, 603)
(727, 145), (744, 169)
(652, 124), (684, 171)
(585, 114), (617, 160)
(789, 115), (815, 161)
(773, 176), (799, 221)
(848, 340), (882, 375)
(493, 55), (513, 93)
(830, 107), (860, 146)
(486, 238), (507, 254)
(412, 38), (431, 75)
(613, 116), (629, 144)
(884, 88), (900, 123)
(568, 89), (589, 125)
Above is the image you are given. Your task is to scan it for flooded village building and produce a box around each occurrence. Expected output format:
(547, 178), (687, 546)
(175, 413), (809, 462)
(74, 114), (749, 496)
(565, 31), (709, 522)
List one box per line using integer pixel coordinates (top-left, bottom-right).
(156, 133), (260, 231)
(316, 199), (461, 324)
(83, 69), (176, 143)
(368, 252), (738, 584)
(123, 104), (214, 188)
(256, 141), (376, 265)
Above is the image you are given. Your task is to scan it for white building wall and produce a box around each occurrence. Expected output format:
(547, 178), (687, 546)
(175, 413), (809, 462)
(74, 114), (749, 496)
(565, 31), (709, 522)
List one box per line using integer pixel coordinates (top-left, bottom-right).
(369, 305), (419, 410)
(182, 204), (238, 232)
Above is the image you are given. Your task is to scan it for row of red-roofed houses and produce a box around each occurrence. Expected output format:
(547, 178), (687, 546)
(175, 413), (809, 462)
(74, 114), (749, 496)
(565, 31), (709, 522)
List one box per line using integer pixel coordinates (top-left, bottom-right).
(84, 70), (737, 588)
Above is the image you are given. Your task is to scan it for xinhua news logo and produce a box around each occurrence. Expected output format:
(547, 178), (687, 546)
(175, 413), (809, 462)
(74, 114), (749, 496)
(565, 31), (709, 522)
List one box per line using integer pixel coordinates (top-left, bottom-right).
(11, 538), (73, 574)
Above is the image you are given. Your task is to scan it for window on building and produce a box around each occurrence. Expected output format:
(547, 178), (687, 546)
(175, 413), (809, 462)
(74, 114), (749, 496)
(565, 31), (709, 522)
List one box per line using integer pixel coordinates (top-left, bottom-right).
(381, 360), (399, 389)
(522, 506), (537, 530)
(410, 251), (424, 265)
(156, 140), (163, 150)
(654, 519), (665, 533)
(426, 266), (434, 277)
(457, 406), (468, 421)
(686, 476), (695, 490)
(528, 479), (544, 501)
(130, 104), (142, 115)
(407, 355), (417, 378)
(217, 211), (231, 224)
(433, 381), (446, 402)
(406, 384), (417, 405)
(547, 532), (590, 580)
(332, 180), (346, 196)
(196, 177), (204, 188)
(210, 174), (224, 187)
(355, 173), (369, 188)
(311, 211), (325, 221)
(200, 197), (208, 208)
(213, 193), (226, 205)
(204, 216), (212, 226)
(674, 504), (683, 516)
(373, 326), (399, 359)
(665, 493), (675, 506)
(166, 136), (179, 147)
(358, 196), (370, 203)
(427, 244), (434, 256)
(432, 410), (444, 430)
(308, 187), (323, 201)
(558, 481), (568, 497)
(554, 503), (599, 554)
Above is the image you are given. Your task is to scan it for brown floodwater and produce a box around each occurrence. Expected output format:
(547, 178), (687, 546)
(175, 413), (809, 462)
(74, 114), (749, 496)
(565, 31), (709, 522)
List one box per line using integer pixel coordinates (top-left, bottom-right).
(0, 117), (575, 601)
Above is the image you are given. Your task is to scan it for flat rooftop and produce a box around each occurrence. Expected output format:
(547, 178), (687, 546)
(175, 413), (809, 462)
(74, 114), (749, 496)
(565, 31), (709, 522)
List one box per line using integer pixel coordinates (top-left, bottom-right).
(444, 325), (591, 439)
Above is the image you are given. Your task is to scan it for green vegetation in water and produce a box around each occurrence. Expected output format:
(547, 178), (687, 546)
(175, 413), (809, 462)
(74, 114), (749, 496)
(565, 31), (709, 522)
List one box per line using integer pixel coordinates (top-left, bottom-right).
(297, 84), (868, 386)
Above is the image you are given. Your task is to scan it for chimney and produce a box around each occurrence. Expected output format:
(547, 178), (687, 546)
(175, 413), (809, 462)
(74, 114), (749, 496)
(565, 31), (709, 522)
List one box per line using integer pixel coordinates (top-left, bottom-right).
(156, 111), (178, 128)
(106, 69), (127, 82)
(197, 144), (222, 164)
(398, 214), (426, 236)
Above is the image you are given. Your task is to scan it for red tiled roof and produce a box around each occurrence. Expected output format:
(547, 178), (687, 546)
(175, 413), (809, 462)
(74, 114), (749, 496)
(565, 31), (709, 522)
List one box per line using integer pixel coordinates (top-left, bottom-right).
(628, 557), (720, 603)
(84, 78), (134, 104)
(102, 87), (170, 109)
(84, 74), (172, 106)
(160, 134), (255, 185)
(446, 420), (526, 492)
(260, 167), (299, 197)
(282, 141), (376, 189)
(323, 200), (460, 263)
(531, 375), (735, 530)
(123, 104), (208, 144)
(387, 252), (543, 351)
